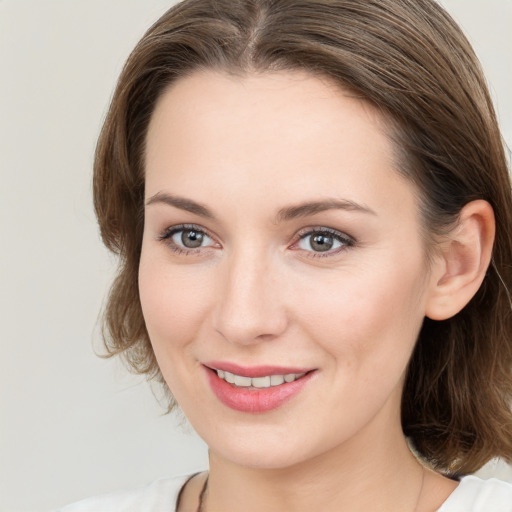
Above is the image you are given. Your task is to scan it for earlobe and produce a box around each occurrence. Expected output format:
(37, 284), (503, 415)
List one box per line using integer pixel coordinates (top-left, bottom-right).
(425, 200), (495, 321)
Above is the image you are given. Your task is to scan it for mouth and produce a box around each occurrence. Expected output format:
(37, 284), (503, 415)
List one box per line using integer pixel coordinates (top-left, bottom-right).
(203, 362), (316, 413)
(214, 369), (307, 389)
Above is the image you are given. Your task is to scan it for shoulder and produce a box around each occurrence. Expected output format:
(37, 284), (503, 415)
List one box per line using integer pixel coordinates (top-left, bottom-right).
(55, 474), (191, 512)
(438, 475), (512, 512)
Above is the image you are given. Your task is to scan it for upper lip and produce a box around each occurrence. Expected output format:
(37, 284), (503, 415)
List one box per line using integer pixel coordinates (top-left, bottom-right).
(203, 361), (314, 378)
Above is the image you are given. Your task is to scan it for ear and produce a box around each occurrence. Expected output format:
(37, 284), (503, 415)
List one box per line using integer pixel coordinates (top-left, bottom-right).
(425, 200), (495, 321)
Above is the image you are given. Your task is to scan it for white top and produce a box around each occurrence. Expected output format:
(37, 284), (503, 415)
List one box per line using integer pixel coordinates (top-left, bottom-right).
(438, 475), (512, 511)
(56, 474), (512, 511)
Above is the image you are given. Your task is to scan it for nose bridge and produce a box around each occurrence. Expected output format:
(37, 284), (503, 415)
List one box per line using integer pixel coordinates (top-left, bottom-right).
(214, 243), (287, 345)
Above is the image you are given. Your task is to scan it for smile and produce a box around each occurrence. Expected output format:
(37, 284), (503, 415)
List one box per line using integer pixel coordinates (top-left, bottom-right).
(204, 363), (315, 413)
(216, 369), (306, 388)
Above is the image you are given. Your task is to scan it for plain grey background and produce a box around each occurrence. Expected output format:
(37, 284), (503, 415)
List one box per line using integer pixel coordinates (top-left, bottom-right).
(0, 1), (511, 511)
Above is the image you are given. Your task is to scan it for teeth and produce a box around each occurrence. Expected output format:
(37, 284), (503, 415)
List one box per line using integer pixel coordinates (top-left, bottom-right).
(270, 375), (285, 386)
(216, 370), (306, 388)
(234, 375), (252, 387)
(252, 376), (271, 388)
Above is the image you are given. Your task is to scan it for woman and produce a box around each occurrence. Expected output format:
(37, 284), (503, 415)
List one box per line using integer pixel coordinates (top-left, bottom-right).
(59, 0), (512, 510)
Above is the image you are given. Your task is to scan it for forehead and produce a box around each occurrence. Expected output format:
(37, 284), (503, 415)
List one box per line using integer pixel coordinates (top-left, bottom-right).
(146, 69), (390, 165)
(144, 69), (416, 222)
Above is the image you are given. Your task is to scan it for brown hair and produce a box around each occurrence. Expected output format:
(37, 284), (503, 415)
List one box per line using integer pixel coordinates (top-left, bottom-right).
(94, 0), (512, 475)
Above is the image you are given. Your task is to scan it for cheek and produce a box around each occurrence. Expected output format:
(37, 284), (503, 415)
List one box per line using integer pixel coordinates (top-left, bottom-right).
(290, 259), (427, 368)
(138, 252), (213, 353)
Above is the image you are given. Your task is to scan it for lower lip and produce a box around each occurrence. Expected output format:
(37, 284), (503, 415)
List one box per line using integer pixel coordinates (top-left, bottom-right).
(205, 367), (314, 413)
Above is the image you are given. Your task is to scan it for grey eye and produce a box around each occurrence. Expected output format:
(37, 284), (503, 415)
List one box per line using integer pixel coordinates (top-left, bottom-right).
(309, 233), (334, 252)
(297, 231), (349, 253)
(172, 229), (212, 249)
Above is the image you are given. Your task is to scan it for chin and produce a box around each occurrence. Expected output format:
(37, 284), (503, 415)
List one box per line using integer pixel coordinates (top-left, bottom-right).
(212, 440), (313, 470)
(194, 418), (334, 470)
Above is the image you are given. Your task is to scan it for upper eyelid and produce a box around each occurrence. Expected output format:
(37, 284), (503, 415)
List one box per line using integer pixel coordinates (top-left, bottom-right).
(158, 223), (215, 240)
(295, 226), (354, 242)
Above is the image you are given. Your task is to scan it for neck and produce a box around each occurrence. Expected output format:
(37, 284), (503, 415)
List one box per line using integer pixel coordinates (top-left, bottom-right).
(204, 423), (424, 512)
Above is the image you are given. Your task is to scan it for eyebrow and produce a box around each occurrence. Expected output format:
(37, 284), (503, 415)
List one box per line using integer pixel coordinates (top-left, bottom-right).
(275, 198), (376, 222)
(145, 192), (376, 222)
(146, 192), (215, 219)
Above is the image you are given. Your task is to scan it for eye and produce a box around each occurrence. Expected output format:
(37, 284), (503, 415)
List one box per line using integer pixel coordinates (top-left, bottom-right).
(172, 228), (210, 249)
(294, 228), (354, 255)
(158, 224), (218, 253)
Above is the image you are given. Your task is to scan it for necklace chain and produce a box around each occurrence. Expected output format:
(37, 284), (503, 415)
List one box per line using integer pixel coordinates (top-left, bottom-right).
(196, 475), (208, 512)
(196, 467), (425, 512)
(413, 466), (426, 512)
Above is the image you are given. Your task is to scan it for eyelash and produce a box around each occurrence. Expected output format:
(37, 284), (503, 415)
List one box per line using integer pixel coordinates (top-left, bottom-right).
(157, 224), (218, 255)
(157, 224), (355, 258)
(293, 226), (355, 258)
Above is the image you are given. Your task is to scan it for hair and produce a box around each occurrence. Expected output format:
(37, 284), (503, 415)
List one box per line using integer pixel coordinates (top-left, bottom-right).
(93, 0), (512, 475)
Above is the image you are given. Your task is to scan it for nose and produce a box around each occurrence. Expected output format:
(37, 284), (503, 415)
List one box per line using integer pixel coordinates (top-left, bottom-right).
(213, 249), (288, 346)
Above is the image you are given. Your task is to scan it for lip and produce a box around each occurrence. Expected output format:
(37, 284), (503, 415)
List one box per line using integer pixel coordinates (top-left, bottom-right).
(204, 361), (312, 378)
(203, 363), (316, 413)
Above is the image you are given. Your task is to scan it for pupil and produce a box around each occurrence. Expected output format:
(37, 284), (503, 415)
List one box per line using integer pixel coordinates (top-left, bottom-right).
(311, 234), (333, 252)
(182, 230), (203, 248)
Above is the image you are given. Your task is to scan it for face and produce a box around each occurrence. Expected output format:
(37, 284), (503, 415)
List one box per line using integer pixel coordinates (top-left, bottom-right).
(139, 70), (433, 469)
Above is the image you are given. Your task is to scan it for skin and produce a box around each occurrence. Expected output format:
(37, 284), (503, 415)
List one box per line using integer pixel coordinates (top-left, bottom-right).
(139, 69), (473, 511)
